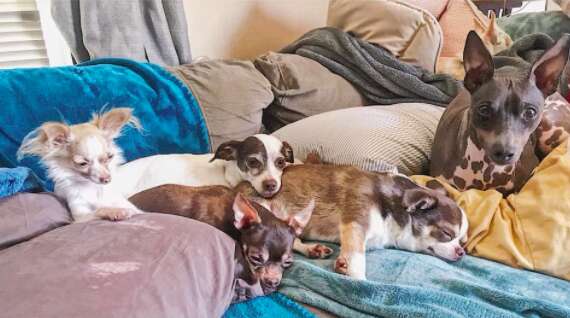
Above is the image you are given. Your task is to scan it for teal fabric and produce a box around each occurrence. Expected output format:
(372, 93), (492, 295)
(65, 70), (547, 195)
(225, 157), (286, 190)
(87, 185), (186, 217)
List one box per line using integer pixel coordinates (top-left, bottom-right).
(0, 58), (210, 189)
(224, 292), (315, 318)
(498, 11), (570, 42)
(0, 167), (42, 198)
(279, 245), (570, 318)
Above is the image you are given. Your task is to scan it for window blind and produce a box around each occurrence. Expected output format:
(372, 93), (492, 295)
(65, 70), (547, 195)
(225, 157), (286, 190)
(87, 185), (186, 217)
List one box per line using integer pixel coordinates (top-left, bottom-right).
(0, 0), (48, 69)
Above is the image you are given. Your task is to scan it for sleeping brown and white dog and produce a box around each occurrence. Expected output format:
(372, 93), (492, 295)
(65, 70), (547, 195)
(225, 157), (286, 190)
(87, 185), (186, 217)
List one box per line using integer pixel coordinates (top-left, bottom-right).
(239, 164), (469, 280)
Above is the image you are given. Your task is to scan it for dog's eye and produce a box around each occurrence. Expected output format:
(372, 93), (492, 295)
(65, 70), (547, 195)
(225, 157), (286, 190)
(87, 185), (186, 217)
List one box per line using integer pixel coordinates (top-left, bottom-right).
(282, 258), (293, 268)
(249, 255), (265, 266)
(477, 105), (492, 118)
(522, 107), (537, 120)
(246, 158), (261, 169)
(440, 229), (454, 242)
(107, 153), (114, 160)
(275, 158), (286, 169)
(75, 160), (89, 167)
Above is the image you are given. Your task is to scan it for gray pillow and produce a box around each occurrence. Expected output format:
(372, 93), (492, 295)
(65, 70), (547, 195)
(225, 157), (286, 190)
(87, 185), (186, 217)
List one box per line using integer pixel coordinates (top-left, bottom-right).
(0, 214), (239, 317)
(273, 104), (443, 175)
(0, 192), (71, 250)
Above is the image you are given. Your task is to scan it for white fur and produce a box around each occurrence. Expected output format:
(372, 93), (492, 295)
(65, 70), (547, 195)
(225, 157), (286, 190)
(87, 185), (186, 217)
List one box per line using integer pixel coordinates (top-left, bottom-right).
(113, 134), (289, 198)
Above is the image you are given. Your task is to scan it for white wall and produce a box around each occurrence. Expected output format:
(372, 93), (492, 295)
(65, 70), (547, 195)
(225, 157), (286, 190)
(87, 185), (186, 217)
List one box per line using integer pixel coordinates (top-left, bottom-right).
(183, 0), (329, 59)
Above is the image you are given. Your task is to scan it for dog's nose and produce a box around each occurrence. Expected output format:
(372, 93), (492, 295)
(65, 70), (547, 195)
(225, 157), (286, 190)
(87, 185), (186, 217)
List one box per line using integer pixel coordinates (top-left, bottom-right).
(263, 180), (277, 192)
(491, 150), (514, 163)
(455, 246), (465, 258)
(262, 277), (280, 289)
(99, 176), (111, 184)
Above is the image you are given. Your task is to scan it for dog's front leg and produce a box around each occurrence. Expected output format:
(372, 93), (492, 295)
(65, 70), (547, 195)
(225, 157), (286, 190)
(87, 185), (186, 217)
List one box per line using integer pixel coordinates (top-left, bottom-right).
(335, 222), (367, 280)
(293, 238), (333, 259)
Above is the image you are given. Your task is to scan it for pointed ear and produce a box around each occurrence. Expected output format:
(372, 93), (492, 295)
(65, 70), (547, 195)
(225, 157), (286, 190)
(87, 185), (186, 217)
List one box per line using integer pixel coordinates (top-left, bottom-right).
(233, 193), (261, 230)
(484, 11), (499, 45)
(210, 140), (240, 162)
(425, 179), (449, 197)
(272, 200), (314, 236)
(41, 122), (71, 148)
(402, 189), (437, 213)
(531, 34), (570, 97)
(92, 108), (140, 140)
(463, 31), (494, 92)
(281, 141), (294, 163)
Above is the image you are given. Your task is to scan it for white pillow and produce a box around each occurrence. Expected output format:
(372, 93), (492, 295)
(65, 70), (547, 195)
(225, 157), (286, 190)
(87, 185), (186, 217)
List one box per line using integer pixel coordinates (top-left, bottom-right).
(273, 104), (443, 175)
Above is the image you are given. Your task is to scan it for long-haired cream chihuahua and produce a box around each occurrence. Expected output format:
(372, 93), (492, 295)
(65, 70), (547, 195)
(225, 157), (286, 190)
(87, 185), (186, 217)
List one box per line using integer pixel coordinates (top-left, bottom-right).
(18, 108), (143, 222)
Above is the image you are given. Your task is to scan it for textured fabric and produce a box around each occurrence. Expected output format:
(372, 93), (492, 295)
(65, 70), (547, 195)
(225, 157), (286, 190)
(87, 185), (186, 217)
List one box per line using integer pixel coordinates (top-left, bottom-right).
(402, 0), (450, 19)
(273, 104), (444, 176)
(281, 27), (461, 107)
(413, 142), (570, 280)
(51, 0), (192, 65)
(0, 167), (42, 199)
(280, 248), (570, 318)
(0, 193), (70, 250)
(254, 52), (366, 132)
(0, 58), (210, 189)
(225, 293), (316, 318)
(497, 11), (570, 42)
(0, 214), (236, 318)
(327, 0), (443, 72)
(169, 60), (273, 150)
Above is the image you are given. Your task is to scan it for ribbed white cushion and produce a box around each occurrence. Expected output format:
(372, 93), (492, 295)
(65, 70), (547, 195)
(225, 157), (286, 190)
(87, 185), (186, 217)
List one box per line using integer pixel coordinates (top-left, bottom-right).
(273, 104), (444, 175)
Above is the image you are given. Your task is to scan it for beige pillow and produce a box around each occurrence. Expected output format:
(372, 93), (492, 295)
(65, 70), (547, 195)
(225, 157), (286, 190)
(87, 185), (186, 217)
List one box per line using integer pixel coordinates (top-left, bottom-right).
(169, 60), (274, 150)
(254, 52), (366, 131)
(327, 0), (443, 72)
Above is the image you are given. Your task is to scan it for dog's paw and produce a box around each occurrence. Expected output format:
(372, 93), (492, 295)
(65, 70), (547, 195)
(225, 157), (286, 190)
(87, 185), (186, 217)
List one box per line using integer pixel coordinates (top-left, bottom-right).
(334, 256), (349, 275)
(95, 207), (134, 221)
(307, 244), (333, 259)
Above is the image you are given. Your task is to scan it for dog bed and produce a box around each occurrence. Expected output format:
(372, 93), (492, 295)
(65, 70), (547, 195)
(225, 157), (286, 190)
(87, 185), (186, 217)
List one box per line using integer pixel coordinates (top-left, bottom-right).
(413, 141), (570, 280)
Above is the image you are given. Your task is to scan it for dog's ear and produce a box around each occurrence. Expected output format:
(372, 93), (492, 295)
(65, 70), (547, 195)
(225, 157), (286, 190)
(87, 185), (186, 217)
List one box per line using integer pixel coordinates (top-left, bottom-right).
(403, 189), (437, 213)
(233, 193), (261, 230)
(41, 122), (71, 147)
(530, 34), (570, 97)
(272, 199), (314, 236)
(93, 108), (140, 140)
(483, 11), (499, 45)
(17, 122), (71, 159)
(211, 140), (241, 162)
(425, 179), (449, 197)
(281, 141), (294, 163)
(463, 31), (494, 93)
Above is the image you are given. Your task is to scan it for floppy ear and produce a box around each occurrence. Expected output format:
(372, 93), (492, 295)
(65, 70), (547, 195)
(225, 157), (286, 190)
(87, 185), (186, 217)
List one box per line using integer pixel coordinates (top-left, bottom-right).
(402, 189), (437, 213)
(425, 179), (449, 197)
(92, 108), (140, 140)
(233, 193), (261, 230)
(210, 140), (241, 162)
(281, 141), (294, 163)
(272, 200), (314, 236)
(530, 34), (570, 97)
(463, 31), (494, 93)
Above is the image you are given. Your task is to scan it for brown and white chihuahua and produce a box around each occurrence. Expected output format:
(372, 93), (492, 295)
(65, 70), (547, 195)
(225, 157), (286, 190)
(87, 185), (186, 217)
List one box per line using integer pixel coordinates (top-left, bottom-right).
(129, 184), (313, 295)
(240, 164), (468, 280)
(17, 108), (143, 222)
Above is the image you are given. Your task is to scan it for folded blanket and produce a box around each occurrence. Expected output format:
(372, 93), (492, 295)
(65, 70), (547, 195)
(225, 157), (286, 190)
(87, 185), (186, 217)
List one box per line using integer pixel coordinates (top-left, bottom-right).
(0, 167), (42, 199)
(281, 248), (570, 318)
(413, 141), (570, 280)
(281, 27), (461, 107)
(0, 58), (210, 189)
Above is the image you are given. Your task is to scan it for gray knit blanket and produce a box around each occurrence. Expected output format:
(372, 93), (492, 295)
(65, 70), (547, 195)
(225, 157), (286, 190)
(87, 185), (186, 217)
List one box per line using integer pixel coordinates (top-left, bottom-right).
(281, 27), (461, 107)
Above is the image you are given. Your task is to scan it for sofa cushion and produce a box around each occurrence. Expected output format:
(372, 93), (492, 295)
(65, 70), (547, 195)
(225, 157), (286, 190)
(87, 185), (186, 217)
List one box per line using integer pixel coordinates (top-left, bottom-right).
(0, 192), (71, 250)
(0, 214), (238, 317)
(272, 104), (444, 176)
(169, 60), (274, 149)
(402, 0), (450, 19)
(254, 52), (366, 132)
(327, 0), (443, 72)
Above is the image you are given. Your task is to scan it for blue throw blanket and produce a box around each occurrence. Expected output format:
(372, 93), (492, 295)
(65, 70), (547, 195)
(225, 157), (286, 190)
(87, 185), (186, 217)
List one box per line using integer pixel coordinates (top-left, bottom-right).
(277, 246), (570, 318)
(0, 58), (210, 189)
(0, 167), (42, 199)
(225, 293), (315, 318)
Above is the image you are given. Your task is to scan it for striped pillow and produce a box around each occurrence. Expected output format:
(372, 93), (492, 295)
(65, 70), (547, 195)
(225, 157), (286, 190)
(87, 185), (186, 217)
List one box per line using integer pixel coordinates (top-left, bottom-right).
(273, 104), (443, 175)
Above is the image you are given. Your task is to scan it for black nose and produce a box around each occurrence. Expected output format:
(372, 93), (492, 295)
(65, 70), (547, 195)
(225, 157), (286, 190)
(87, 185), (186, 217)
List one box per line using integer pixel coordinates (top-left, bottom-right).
(263, 180), (277, 192)
(492, 150), (514, 163)
(99, 176), (111, 184)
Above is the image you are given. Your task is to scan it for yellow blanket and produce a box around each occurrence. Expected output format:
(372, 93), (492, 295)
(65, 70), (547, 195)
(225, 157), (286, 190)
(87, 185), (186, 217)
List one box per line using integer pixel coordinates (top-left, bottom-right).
(412, 141), (570, 280)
